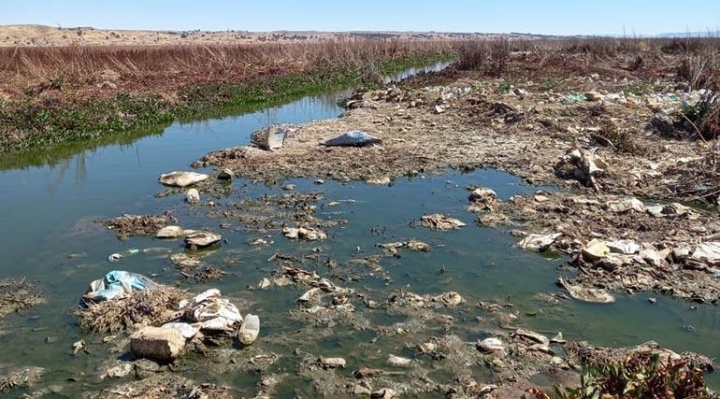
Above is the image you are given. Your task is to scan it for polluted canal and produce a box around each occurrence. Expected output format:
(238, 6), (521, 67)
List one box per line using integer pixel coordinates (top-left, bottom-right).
(0, 66), (719, 398)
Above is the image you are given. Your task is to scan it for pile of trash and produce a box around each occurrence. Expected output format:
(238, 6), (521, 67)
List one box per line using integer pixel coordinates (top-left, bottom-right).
(75, 271), (260, 361)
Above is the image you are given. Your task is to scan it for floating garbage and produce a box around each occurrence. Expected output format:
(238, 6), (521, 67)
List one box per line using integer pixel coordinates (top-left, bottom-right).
(238, 314), (260, 345)
(85, 270), (157, 301)
(158, 171), (209, 187)
(517, 233), (561, 252)
(107, 248), (140, 263)
(557, 277), (615, 303)
(321, 131), (382, 147)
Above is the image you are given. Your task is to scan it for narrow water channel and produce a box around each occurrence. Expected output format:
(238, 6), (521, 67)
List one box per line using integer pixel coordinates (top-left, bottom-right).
(0, 64), (718, 397)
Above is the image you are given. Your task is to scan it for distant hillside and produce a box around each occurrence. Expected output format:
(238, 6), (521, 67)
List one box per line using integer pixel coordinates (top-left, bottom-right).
(656, 31), (719, 38)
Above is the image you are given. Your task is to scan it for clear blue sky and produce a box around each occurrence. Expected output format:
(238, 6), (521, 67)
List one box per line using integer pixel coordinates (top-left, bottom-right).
(2, 0), (719, 36)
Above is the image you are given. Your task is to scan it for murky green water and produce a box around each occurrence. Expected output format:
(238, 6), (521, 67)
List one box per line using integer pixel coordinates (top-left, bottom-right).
(1, 67), (719, 397)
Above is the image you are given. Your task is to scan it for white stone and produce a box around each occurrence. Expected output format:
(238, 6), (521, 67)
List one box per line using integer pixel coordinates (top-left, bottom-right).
(130, 327), (186, 361)
(185, 188), (200, 203)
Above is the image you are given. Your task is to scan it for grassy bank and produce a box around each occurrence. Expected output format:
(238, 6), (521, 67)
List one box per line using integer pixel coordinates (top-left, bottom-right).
(0, 40), (453, 156)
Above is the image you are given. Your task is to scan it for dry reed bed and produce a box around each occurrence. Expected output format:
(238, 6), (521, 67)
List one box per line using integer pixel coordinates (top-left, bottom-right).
(0, 39), (453, 98)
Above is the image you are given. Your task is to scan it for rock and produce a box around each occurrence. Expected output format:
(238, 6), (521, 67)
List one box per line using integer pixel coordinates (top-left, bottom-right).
(238, 314), (260, 345)
(158, 171), (209, 187)
(184, 231), (222, 248)
(606, 239), (641, 255)
(477, 337), (505, 353)
(217, 168), (234, 180)
(156, 225), (186, 239)
(469, 187), (497, 202)
(318, 357), (346, 369)
(282, 184), (296, 191)
(130, 326), (186, 361)
(517, 233), (561, 252)
(607, 198), (645, 213)
(185, 188), (200, 203)
(690, 242), (720, 265)
(585, 91), (604, 101)
(386, 354), (413, 368)
(557, 277), (615, 303)
(582, 239), (610, 261)
(435, 104), (446, 114)
(420, 214), (466, 230)
(251, 124), (292, 151)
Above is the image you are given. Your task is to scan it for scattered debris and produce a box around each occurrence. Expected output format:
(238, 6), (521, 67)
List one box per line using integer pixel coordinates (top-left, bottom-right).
(283, 226), (327, 240)
(103, 213), (175, 240)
